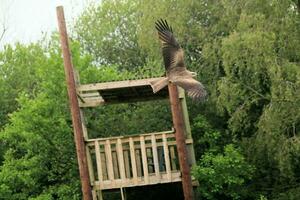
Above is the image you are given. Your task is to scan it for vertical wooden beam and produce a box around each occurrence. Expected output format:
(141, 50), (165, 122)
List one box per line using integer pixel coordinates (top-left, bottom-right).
(117, 139), (126, 181)
(140, 136), (149, 184)
(179, 87), (196, 166)
(56, 6), (92, 200)
(86, 146), (95, 183)
(168, 83), (194, 200)
(135, 149), (143, 177)
(94, 141), (104, 199)
(120, 188), (125, 200)
(97, 191), (104, 200)
(151, 134), (160, 178)
(101, 153), (108, 180)
(123, 150), (131, 179)
(112, 151), (120, 179)
(105, 140), (114, 181)
(162, 133), (171, 181)
(169, 146), (177, 171)
(129, 138), (138, 184)
(92, 191), (97, 200)
(95, 141), (103, 182)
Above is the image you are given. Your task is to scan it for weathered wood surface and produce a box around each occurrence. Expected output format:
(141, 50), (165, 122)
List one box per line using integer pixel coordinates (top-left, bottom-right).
(87, 130), (192, 191)
(168, 84), (194, 200)
(77, 77), (169, 107)
(56, 6), (92, 200)
(78, 78), (164, 92)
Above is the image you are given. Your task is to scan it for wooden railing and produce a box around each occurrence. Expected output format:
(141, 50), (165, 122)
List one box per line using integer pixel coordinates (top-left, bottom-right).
(86, 130), (193, 190)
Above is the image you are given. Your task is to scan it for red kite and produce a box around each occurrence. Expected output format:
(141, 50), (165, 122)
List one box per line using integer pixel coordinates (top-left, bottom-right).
(150, 19), (207, 100)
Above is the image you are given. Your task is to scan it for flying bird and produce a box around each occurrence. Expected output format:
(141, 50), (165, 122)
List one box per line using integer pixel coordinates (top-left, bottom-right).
(150, 19), (207, 100)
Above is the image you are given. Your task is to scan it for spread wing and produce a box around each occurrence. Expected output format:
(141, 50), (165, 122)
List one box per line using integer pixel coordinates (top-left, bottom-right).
(172, 77), (207, 100)
(155, 19), (185, 72)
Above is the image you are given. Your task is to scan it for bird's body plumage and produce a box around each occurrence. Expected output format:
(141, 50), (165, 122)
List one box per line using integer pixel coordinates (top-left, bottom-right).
(150, 19), (207, 100)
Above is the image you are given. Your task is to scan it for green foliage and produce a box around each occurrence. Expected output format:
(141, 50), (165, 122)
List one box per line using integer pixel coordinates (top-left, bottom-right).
(274, 187), (300, 200)
(218, 15), (274, 137)
(191, 115), (225, 159)
(0, 39), (82, 199)
(193, 144), (255, 200)
(0, 43), (46, 128)
(74, 0), (147, 70)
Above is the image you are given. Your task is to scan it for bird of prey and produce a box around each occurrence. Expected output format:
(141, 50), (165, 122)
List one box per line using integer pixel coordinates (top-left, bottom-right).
(150, 19), (207, 100)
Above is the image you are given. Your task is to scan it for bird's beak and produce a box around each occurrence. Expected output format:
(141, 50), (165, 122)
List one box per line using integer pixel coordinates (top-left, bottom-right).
(191, 72), (197, 77)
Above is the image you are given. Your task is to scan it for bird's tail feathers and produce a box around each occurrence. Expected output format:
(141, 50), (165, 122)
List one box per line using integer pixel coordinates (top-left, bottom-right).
(150, 77), (169, 93)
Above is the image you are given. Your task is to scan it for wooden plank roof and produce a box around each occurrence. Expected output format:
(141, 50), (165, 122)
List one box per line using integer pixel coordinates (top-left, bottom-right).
(77, 77), (168, 107)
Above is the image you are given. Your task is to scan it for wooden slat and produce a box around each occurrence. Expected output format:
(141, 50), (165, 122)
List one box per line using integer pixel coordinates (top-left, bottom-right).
(158, 146), (164, 172)
(77, 77), (164, 92)
(81, 92), (101, 97)
(112, 151), (120, 179)
(105, 140), (114, 181)
(88, 140), (190, 149)
(135, 150), (142, 177)
(86, 130), (175, 143)
(129, 137), (138, 184)
(93, 171), (182, 190)
(140, 136), (149, 184)
(86, 146), (95, 184)
(120, 188), (125, 200)
(123, 150), (131, 178)
(96, 190), (103, 200)
(79, 100), (105, 107)
(100, 152), (108, 180)
(80, 110), (88, 140)
(151, 134), (160, 178)
(146, 148), (154, 173)
(95, 141), (103, 182)
(82, 96), (103, 101)
(169, 146), (177, 171)
(92, 190), (97, 200)
(162, 133), (171, 181)
(117, 139), (126, 180)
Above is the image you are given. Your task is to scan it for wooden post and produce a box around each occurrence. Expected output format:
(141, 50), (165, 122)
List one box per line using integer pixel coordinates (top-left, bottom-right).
(56, 6), (92, 200)
(168, 83), (194, 200)
(179, 87), (196, 166)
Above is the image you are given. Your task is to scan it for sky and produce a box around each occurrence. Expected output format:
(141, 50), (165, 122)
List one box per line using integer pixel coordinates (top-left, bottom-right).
(0, 0), (100, 49)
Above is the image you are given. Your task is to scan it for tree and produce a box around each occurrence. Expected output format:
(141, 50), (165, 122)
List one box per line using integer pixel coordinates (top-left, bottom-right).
(0, 38), (88, 199)
(193, 144), (255, 200)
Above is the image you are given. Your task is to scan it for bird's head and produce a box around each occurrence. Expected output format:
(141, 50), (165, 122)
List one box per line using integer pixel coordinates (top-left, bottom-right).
(186, 70), (197, 77)
(190, 71), (197, 77)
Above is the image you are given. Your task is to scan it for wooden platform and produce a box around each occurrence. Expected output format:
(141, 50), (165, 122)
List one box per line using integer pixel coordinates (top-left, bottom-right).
(77, 77), (168, 107)
(85, 130), (193, 192)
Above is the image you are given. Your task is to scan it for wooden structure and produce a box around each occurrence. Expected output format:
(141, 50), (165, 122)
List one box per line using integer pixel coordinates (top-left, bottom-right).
(79, 79), (196, 200)
(57, 6), (196, 200)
